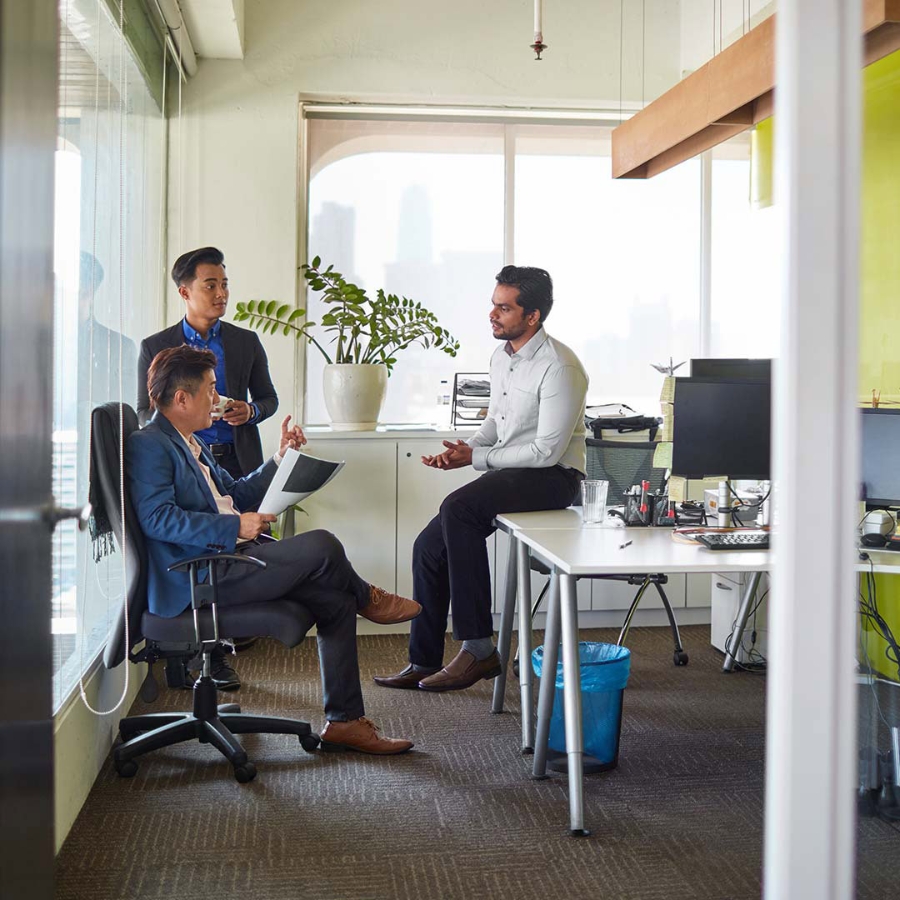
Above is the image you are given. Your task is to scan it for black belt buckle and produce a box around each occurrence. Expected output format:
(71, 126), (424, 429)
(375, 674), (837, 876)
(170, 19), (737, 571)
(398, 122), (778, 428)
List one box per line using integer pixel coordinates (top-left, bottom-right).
(208, 443), (233, 455)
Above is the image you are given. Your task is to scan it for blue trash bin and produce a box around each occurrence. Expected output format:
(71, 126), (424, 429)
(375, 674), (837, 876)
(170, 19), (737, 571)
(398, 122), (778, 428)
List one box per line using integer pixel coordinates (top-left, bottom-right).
(532, 642), (631, 772)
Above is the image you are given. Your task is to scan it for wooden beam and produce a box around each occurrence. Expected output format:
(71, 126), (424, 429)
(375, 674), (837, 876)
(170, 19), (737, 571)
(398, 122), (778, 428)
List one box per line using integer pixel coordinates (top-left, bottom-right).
(612, 4), (900, 180)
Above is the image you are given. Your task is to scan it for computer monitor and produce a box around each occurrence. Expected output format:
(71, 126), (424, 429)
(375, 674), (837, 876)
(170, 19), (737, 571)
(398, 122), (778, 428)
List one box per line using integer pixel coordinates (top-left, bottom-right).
(690, 358), (772, 381)
(672, 378), (771, 480)
(861, 408), (900, 508)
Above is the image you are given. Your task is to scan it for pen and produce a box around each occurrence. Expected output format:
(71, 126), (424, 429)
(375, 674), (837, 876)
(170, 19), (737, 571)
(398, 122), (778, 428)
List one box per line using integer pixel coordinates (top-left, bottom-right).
(619, 539), (633, 550)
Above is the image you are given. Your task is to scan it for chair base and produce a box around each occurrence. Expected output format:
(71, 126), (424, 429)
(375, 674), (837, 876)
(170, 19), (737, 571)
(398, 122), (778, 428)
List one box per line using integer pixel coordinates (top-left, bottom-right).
(114, 676), (320, 782)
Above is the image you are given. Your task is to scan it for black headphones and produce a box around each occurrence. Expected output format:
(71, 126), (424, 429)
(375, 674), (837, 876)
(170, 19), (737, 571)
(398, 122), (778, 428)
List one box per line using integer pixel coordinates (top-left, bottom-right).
(861, 532), (888, 548)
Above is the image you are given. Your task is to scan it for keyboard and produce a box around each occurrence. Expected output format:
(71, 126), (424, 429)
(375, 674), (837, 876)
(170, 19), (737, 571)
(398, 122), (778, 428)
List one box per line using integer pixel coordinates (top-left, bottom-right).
(696, 531), (770, 551)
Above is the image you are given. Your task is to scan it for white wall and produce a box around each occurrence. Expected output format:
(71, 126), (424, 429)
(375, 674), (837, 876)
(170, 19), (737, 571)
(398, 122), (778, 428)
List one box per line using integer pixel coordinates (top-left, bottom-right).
(168, 0), (683, 441)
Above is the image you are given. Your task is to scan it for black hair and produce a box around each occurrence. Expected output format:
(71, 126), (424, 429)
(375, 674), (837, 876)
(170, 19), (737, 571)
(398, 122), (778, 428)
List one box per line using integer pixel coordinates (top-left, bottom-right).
(495, 265), (553, 324)
(171, 247), (225, 287)
(147, 345), (217, 410)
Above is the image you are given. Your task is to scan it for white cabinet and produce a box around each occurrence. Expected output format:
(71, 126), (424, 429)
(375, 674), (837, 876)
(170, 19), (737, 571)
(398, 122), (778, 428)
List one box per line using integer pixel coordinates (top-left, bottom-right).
(299, 438), (398, 592)
(300, 434), (493, 606)
(396, 441), (493, 600)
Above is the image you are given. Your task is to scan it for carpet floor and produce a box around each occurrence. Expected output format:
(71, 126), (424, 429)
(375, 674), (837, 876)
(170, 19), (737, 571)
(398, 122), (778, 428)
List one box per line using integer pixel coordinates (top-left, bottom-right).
(55, 626), (900, 900)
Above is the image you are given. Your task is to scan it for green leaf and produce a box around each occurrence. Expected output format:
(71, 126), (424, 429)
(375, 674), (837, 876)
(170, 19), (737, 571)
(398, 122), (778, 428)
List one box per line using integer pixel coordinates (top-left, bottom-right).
(276, 304), (290, 320)
(312, 255), (321, 268)
(288, 308), (305, 322)
(265, 300), (277, 316)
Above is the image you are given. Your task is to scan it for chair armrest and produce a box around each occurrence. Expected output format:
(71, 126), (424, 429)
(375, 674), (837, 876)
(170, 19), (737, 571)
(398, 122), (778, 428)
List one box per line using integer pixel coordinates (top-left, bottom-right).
(167, 553), (266, 573)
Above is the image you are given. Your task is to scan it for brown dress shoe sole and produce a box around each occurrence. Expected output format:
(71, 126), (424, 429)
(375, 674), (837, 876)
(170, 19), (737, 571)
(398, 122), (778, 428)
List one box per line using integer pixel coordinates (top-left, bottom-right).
(418, 663), (502, 692)
(319, 739), (413, 756)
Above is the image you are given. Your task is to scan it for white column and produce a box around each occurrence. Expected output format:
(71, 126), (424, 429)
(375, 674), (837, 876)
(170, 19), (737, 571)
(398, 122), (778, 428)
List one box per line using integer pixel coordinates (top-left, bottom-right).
(765, 2), (861, 899)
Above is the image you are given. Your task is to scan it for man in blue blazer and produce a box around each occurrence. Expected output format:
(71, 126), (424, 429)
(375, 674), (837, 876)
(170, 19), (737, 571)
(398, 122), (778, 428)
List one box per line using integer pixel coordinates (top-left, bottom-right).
(127, 345), (420, 755)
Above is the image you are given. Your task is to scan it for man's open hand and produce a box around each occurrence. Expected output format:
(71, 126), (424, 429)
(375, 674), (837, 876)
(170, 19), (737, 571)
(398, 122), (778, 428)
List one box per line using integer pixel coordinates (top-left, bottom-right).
(238, 512), (277, 540)
(421, 439), (473, 470)
(278, 415), (307, 457)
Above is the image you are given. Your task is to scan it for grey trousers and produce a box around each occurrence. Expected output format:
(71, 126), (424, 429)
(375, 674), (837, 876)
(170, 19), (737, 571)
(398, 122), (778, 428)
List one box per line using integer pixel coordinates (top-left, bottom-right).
(215, 529), (370, 722)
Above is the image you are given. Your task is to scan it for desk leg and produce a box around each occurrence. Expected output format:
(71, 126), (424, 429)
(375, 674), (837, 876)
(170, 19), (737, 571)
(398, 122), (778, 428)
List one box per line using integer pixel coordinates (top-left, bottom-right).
(560, 572), (589, 836)
(722, 571), (762, 673)
(492, 534), (518, 714)
(532, 573), (560, 779)
(517, 539), (535, 753)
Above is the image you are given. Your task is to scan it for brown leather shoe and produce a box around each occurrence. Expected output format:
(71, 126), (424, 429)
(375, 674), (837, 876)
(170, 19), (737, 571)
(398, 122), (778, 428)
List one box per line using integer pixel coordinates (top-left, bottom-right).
(319, 717), (414, 755)
(418, 648), (502, 692)
(373, 663), (439, 690)
(359, 585), (422, 625)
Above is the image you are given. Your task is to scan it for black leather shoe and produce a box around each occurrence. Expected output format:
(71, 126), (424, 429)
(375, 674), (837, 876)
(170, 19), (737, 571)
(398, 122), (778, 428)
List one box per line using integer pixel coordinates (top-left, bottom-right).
(209, 646), (241, 691)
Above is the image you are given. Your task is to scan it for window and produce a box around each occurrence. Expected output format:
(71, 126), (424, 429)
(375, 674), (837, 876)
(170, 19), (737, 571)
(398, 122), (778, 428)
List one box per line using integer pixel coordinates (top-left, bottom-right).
(305, 114), (776, 424)
(307, 120), (505, 425)
(53, 0), (165, 709)
(711, 141), (780, 358)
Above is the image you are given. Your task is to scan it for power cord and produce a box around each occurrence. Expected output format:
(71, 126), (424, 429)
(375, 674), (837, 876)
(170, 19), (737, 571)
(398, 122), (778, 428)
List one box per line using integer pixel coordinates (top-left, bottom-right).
(723, 587), (769, 674)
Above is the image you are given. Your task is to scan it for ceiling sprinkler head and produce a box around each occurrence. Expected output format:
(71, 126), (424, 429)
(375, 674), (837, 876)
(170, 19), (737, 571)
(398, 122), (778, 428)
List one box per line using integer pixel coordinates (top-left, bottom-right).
(531, 38), (547, 60)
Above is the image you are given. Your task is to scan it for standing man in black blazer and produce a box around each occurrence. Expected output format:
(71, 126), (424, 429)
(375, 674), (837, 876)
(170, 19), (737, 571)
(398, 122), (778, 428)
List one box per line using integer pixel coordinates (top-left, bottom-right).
(137, 246), (278, 480)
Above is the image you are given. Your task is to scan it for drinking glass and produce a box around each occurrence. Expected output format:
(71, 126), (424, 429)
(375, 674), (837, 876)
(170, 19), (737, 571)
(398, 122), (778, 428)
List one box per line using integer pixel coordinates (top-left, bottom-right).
(581, 479), (609, 526)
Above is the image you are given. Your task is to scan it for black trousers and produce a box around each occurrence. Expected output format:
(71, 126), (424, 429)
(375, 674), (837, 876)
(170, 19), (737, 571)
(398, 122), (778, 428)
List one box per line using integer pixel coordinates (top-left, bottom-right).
(409, 465), (583, 668)
(216, 530), (370, 722)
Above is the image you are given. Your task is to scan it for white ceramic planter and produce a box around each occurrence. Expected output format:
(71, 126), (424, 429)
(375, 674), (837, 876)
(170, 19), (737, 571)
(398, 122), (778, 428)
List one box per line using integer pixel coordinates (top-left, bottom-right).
(322, 363), (388, 431)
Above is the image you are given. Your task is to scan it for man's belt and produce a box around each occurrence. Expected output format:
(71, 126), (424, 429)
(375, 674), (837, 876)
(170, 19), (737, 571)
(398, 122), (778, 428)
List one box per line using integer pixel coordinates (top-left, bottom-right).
(207, 442), (235, 454)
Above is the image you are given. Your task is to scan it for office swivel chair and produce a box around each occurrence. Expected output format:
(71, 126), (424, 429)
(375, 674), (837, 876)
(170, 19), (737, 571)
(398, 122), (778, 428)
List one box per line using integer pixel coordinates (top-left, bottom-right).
(93, 403), (321, 783)
(517, 438), (688, 669)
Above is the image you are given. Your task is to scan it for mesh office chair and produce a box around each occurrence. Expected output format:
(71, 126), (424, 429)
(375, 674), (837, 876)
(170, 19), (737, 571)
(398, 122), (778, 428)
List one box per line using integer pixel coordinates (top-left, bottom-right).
(519, 438), (688, 668)
(93, 403), (321, 783)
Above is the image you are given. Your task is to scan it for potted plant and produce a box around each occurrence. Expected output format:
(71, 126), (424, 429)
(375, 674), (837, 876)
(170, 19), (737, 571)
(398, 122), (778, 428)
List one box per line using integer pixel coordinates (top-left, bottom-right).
(234, 257), (460, 430)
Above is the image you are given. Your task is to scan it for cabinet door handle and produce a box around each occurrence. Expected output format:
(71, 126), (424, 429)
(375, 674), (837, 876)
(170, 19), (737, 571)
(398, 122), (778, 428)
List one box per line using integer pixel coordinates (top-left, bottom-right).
(715, 581), (733, 591)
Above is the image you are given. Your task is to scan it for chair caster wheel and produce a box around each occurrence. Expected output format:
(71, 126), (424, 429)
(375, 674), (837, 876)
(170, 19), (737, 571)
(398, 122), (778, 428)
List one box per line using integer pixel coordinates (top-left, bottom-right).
(513, 658), (520, 677)
(218, 703), (241, 714)
(570, 828), (591, 838)
(234, 763), (257, 783)
(115, 759), (138, 778)
(300, 734), (321, 753)
(674, 651), (689, 666)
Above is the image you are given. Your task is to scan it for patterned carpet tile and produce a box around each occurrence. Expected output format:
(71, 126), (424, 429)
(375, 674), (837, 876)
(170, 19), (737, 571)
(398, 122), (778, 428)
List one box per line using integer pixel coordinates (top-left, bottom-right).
(55, 627), (900, 900)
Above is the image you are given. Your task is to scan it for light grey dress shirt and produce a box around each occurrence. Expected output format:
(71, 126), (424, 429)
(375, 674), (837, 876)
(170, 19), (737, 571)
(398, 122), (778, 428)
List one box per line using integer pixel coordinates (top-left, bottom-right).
(468, 327), (588, 474)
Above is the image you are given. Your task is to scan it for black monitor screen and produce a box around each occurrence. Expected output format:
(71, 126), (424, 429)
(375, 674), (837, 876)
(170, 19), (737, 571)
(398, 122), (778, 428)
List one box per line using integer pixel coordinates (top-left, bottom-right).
(672, 378), (771, 480)
(861, 408), (900, 507)
(690, 358), (772, 381)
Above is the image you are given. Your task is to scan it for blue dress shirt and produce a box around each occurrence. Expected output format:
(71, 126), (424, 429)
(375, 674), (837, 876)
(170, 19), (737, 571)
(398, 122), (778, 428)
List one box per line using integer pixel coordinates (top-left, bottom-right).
(181, 317), (259, 445)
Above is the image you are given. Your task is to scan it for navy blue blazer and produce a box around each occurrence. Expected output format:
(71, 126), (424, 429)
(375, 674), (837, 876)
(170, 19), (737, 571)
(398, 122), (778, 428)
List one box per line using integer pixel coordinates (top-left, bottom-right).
(126, 411), (278, 617)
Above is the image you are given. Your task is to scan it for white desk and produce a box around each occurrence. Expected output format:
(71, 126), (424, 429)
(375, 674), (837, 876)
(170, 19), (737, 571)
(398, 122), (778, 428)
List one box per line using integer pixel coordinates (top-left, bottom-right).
(509, 523), (771, 835)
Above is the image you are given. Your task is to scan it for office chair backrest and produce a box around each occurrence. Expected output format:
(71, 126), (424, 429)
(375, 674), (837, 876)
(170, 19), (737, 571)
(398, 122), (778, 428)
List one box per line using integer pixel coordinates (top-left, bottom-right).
(91, 402), (147, 669)
(585, 438), (667, 501)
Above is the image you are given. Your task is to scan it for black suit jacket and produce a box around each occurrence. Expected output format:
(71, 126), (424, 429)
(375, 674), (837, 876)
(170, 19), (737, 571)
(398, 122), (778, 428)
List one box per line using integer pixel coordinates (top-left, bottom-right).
(137, 320), (278, 474)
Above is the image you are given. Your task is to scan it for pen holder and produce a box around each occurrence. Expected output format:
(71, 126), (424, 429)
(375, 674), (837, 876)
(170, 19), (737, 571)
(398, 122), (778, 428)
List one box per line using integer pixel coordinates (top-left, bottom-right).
(614, 492), (675, 527)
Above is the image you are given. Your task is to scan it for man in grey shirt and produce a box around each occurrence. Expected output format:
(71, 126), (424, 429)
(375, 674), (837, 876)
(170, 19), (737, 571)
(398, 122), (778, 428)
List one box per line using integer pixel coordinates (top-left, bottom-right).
(375, 265), (588, 692)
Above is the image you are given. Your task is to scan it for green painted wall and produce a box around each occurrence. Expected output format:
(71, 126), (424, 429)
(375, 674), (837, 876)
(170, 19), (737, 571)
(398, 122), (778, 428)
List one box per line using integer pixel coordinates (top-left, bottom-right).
(749, 52), (900, 677)
(861, 50), (900, 679)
